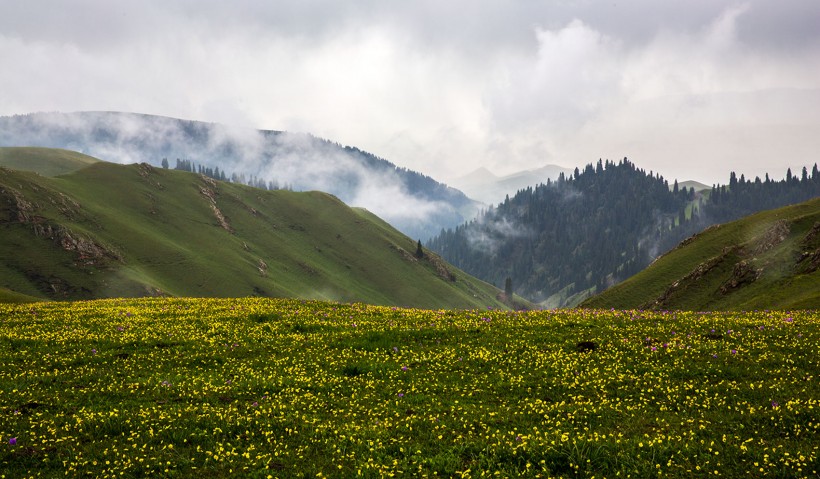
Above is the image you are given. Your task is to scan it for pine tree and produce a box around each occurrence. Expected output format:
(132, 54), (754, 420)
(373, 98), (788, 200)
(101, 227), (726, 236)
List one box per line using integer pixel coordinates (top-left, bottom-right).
(415, 240), (424, 259)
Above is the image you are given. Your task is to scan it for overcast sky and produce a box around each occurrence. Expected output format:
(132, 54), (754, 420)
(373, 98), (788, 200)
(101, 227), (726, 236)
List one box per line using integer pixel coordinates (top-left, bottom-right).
(1, 0), (819, 185)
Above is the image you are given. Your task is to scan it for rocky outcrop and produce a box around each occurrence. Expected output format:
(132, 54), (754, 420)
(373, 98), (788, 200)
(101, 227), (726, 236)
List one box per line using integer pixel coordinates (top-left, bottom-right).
(199, 175), (233, 233)
(1, 184), (121, 266)
(719, 259), (761, 294)
(643, 248), (736, 309)
(749, 219), (790, 256)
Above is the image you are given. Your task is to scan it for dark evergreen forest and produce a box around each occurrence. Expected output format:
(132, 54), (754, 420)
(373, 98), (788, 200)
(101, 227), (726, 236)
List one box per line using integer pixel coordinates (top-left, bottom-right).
(427, 158), (820, 306)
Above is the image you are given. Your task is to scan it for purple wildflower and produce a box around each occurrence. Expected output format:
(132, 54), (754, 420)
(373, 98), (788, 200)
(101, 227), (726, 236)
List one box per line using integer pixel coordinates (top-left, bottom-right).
(8, 438), (16, 446)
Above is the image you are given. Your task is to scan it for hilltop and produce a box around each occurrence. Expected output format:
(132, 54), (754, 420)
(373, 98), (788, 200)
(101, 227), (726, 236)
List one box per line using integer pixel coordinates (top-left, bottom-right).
(0, 147), (99, 176)
(583, 197), (820, 310)
(0, 147), (514, 309)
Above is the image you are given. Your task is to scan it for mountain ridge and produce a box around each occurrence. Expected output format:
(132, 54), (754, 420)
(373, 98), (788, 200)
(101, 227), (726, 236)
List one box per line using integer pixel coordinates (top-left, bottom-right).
(0, 147), (516, 309)
(451, 164), (573, 205)
(0, 111), (480, 241)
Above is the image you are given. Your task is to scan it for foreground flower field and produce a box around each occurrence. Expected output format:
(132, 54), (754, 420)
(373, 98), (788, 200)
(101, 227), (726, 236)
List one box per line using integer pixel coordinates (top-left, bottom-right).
(0, 298), (818, 478)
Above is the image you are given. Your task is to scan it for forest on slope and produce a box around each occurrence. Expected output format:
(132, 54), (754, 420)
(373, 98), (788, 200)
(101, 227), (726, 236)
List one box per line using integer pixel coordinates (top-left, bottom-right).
(427, 158), (820, 306)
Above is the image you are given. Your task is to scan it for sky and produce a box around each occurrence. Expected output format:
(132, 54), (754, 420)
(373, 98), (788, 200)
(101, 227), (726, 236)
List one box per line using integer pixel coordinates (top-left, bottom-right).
(1, 0), (819, 186)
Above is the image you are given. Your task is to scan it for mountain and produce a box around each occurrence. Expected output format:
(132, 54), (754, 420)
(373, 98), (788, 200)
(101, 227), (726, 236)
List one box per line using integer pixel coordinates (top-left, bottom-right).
(0, 147), (515, 309)
(677, 180), (711, 192)
(451, 164), (572, 205)
(582, 197), (820, 310)
(0, 111), (479, 241)
(428, 158), (820, 307)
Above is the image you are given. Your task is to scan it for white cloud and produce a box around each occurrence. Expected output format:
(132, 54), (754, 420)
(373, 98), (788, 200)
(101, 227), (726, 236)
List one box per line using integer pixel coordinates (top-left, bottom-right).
(1, 1), (819, 187)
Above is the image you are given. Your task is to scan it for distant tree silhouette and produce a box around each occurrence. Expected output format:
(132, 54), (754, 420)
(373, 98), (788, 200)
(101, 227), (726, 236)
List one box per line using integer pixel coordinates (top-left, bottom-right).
(415, 240), (424, 259)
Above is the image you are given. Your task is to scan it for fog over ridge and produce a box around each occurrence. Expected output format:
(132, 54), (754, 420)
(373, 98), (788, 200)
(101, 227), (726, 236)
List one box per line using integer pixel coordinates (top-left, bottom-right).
(0, 111), (477, 241)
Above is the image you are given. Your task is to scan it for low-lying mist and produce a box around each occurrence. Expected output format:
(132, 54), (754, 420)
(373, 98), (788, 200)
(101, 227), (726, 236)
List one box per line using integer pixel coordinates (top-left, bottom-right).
(0, 111), (479, 240)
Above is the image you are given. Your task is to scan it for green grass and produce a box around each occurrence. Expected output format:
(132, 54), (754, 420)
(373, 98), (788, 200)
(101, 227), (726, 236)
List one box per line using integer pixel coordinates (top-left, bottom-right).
(0, 298), (818, 477)
(0, 147), (99, 176)
(0, 287), (41, 303)
(0, 148), (512, 309)
(583, 197), (820, 310)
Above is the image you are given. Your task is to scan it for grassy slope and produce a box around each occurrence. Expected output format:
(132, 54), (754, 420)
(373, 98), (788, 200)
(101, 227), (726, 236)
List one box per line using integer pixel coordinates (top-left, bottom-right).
(0, 287), (41, 303)
(0, 147), (99, 176)
(0, 149), (509, 309)
(583, 197), (820, 310)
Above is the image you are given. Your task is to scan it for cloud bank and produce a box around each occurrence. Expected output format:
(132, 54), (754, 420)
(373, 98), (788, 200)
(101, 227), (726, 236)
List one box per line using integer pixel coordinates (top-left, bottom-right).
(1, 0), (818, 185)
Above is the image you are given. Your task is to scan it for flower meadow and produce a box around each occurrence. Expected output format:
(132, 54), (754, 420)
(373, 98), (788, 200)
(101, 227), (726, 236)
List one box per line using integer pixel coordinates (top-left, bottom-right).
(0, 298), (818, 478)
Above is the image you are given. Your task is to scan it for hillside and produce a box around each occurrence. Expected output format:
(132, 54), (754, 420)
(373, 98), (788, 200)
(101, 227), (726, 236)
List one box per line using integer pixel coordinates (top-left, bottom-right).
(429, 158), (820, 307)
(0, 147), (512, 309)
(583, 197), (820, 310)
(429, 159), (695, 306)
(0, 112), (479, 241)
(0, 147), (99, 176)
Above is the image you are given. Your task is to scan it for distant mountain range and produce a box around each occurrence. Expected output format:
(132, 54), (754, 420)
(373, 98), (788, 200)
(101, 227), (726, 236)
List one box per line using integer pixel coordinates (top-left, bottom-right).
(451, 165), (572, 205)
(0, 147), (512, 308)
(0, 112), (479, 241)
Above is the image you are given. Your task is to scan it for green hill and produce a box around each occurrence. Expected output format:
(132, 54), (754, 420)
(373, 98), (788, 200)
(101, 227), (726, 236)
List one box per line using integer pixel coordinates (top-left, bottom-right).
(0, 147), (99, 176)
(582, 197), (820, 310)
(0, 148), (515, 309)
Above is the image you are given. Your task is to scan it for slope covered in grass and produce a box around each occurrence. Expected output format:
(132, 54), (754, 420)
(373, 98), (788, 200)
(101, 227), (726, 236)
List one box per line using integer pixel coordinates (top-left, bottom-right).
(0, 147), (99, 177)
(583, 197), (820, 310)
(1, 298), (817, 477)
(0, 148), (510, 309)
